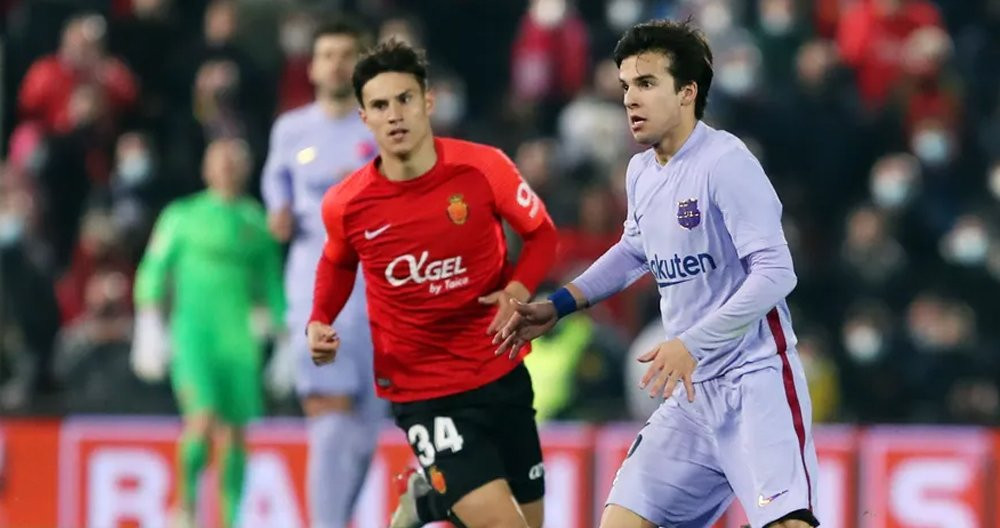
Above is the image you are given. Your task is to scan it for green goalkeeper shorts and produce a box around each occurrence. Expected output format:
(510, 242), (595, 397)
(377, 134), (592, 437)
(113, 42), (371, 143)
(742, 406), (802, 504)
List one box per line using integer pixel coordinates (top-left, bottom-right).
(171, 328), (262, 425)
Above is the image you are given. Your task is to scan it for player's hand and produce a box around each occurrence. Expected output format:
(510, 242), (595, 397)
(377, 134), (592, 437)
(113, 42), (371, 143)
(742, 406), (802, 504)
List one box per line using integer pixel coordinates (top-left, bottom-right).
(307, 321), (340, 366)
(638, 338), (698, 402)
(267, 207), (294, 242)
(492, 300), (559, 359)
(479, 282), (530, 338)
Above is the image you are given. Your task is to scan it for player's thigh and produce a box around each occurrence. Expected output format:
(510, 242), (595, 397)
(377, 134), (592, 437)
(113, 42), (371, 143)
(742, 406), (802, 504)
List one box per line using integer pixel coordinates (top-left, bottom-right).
(450, 478), (529, 528)
(599, 504), (657, 528)
(719, 365), (819, 528)
(393, 404), (505, 512)
(606, 400), (733, 528)
(215, 357), (263, 426)
(171, 347), (219, 418)
(494, 367), (545, 507)
(518, 499), (542, 528)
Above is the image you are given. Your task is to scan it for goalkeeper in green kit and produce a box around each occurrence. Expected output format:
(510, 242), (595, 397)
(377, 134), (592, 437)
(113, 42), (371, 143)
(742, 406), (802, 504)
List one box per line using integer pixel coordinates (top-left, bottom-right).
(132, 139), (286, 528)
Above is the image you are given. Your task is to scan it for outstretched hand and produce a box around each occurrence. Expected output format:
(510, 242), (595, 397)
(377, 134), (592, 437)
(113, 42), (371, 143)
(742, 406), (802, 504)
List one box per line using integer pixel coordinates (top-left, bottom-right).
(492, 300), (560, 359)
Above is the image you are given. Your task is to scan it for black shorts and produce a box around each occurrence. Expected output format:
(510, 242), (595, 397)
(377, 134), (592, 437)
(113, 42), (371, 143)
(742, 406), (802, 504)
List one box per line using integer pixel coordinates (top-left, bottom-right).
(391, 363), (545, 510)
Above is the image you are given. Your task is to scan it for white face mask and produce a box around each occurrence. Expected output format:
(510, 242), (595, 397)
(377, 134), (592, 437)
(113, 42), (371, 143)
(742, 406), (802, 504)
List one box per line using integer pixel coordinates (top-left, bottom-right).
(0, 211), (25, 247)
(844, 324), (884, 364)
(717, 61), (757, 97)
(760, 2), (795, 36)
(945, 226), (989, 265)
(698, 2), (733, 36)
(117, 152), (152, 185)
(431, 89), (466, 130)
(911, 129), (953, 167)
(871, 169), (915, 209)
(531, 0), (567, 27)
(280, 23), (311, 56)
(606, 0), (643, 31)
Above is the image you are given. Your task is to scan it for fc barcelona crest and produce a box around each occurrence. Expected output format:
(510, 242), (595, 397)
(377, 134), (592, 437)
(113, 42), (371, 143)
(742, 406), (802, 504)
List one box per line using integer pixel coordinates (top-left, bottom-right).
(447, 194), (469, 225)
(677, 199), (701, 229)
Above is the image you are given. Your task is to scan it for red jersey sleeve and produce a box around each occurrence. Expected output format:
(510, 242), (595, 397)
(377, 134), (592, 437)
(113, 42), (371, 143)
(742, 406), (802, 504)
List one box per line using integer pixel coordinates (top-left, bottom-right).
(309, 189), (360, 326)
(475, 147), (558, 294)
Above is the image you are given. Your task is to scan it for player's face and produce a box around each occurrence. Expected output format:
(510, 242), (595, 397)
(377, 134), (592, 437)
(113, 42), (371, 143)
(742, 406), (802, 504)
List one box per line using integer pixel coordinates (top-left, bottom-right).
(359, 72), (435, 158)
(619, 52), (696, 146)
(203, 140), (249, 198)
(310, 34), (359, 99)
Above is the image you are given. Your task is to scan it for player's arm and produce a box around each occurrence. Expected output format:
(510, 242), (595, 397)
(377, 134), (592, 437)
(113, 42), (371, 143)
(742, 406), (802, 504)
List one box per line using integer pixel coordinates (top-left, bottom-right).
(676, 148), (797, 360)
(260, 117), (294, 242)
(306, 192), (360, 364)
(131, 203), (182, 381)
(484, 147), (558, 300)
(494, 159), (648, 356)
(135, 203), (182, 308)
(477, 147), (558, 336)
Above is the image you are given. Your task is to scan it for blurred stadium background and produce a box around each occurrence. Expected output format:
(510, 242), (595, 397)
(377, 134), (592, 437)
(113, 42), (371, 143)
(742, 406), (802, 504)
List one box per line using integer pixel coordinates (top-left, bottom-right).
(0, 0), (998, 526)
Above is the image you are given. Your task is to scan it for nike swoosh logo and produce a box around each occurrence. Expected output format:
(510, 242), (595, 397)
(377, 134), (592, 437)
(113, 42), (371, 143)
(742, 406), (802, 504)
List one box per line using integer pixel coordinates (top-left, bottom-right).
(656, 277), (696, 287)
(364, 224), (391, 240)
(757, 489), (789, 508)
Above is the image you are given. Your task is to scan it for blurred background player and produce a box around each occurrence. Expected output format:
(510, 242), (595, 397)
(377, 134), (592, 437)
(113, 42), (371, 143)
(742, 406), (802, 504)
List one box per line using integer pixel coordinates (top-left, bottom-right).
(260, 17), (384, 528)
(307, 39), (558, 528)
(496, 19), (818, 528)
(132, 138), (285, 528)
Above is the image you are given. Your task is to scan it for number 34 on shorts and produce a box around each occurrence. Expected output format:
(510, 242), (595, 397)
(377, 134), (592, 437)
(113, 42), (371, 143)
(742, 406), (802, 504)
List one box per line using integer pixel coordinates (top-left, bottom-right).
(407, 416), (465, 466)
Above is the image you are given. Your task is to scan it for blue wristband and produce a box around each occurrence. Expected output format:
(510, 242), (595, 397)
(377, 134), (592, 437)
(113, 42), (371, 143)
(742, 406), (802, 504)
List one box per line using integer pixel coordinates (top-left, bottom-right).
(547, 287), (578, 319)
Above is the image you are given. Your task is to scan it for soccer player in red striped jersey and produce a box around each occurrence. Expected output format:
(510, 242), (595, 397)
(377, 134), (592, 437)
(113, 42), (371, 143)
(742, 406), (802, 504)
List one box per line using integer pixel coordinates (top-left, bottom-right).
(307, 39), (556, 528)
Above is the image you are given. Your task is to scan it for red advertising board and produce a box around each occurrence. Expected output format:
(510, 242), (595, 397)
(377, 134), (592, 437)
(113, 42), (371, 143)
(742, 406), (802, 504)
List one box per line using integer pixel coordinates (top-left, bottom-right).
(2, 419), (1000, 527)
(859, 427), (991, 528)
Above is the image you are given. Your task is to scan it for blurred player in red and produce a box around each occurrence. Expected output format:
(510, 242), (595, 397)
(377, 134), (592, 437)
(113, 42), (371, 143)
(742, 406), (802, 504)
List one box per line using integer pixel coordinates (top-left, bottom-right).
(307, 39), (557, 528)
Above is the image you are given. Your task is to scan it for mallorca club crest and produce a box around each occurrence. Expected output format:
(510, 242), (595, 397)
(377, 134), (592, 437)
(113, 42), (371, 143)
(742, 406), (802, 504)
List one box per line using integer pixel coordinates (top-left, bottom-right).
(429, 466), (447, 494)
(677, 199), (701, 229)
(447, 194), (469, 225)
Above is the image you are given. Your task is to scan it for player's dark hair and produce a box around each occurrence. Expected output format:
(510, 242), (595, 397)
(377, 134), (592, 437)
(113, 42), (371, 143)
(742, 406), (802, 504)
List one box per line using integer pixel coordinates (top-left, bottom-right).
(613, 19), (713, 119)
(352, 38), (429, 106)
(311, 16), (372, 55)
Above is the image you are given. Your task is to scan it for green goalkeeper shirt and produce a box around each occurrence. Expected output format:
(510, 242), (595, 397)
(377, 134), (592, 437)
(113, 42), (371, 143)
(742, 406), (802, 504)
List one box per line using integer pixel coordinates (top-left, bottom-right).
(134, 191), (286, 356)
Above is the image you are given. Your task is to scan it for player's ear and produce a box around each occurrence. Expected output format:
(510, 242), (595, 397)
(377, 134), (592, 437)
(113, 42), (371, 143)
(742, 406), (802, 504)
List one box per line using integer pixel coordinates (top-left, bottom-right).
(682, 82), (698, 107)
(358, 105), (369, 126)
(423, 87), (435, 116)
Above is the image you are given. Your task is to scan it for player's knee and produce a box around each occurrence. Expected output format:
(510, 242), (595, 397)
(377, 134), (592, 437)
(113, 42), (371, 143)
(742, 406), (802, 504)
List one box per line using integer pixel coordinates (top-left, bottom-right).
(764, 509), (819, 528)
(451, 480), (529, 528)
(184, 414), (215, 439)
(213, 423), (244, 447)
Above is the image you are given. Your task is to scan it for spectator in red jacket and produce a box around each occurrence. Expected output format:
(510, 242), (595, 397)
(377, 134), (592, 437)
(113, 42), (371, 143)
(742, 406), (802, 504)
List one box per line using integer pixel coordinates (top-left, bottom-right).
(510, 0), (589, 131)
(837, 0), (941, 110)
(17, 13), (138, 133)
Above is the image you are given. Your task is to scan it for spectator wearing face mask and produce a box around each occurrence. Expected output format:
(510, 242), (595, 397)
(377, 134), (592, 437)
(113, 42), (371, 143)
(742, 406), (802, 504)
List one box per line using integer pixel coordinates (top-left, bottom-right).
(837, 204), (910, 308)
(0, 177), (61, 409)
(752, 0), (809, 90)
(510, 0), (590, 132)
(838, 301), (910, 421)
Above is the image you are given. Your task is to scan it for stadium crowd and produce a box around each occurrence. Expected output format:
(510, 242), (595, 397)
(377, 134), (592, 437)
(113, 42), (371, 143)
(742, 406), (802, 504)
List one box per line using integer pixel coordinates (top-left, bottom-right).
(0, 0), (998, 425)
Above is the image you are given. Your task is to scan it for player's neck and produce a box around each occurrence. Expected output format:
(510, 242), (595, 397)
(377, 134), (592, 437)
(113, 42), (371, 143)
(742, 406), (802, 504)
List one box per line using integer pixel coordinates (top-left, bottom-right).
(207, 188), (240, 202)
(653, 114), (698, 166)
(379, 134), (438, 182)
(316, 94), (356, 119)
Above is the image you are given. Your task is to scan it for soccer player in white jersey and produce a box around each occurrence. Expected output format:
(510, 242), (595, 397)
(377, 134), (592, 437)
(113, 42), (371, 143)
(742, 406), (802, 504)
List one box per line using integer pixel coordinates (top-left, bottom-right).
(495, 19), (820, 528)
(260, 19), (384, 528)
